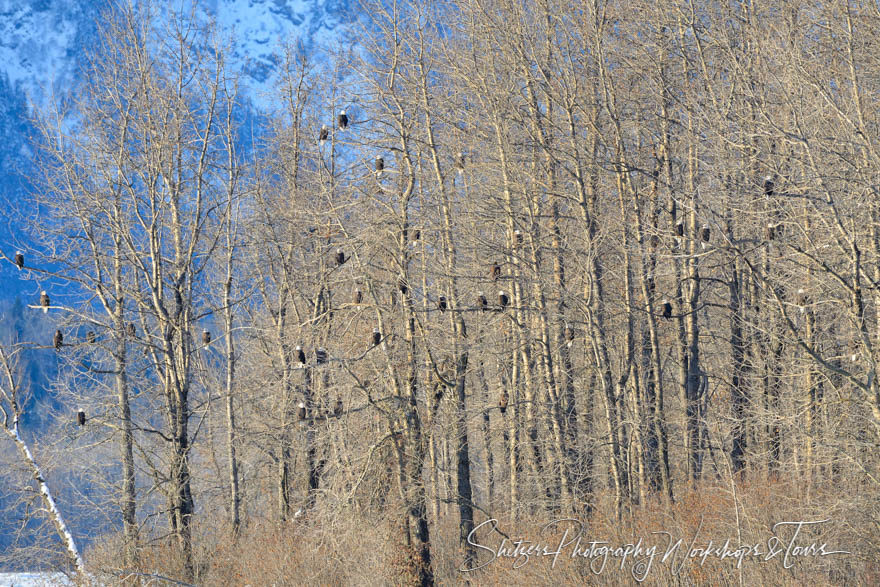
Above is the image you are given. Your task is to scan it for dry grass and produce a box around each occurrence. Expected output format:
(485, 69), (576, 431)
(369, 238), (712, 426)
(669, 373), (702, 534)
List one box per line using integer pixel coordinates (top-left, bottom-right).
(82, 476), (879, 586)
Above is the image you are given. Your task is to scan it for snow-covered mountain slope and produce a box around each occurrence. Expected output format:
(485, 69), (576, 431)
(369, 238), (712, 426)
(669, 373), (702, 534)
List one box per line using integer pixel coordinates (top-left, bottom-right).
(0, 0), (352, 106)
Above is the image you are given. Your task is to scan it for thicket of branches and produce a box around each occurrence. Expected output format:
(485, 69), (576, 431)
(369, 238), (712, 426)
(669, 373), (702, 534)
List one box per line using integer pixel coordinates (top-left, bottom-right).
(1, 0), (879, 584)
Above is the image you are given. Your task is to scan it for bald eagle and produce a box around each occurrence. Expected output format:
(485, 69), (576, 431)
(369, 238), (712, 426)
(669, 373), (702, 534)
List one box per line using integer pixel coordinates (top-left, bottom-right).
(338, 110), (348, 129)
(499, 390), (508, 414)
(334, 397), (343, 417)
(491, 263), (501, 281)
(675, 221), (684, 237)
(14, 252), (23, 270)
(478, 292), (488, 311)
(298, 402), (306, 421)
(372, 328), (381, 346)
(354, 289), (363, 305)
(296, 345), (306, 365)
(316, 348), (327, 364)
(763, 175), (774, 196)
(40, 291), (50, 313)
(77, 409), (86, 427)
(319, 125), (328, 141)
(375, 156), (384, 172)
(661, 300), (672, 320)
(498, 290), (509, 309)
(513, 230), (523, 247)
(54, 329), (63, 350)
(700, 224), (710, 249)
(766, 223), (776, 241)
(86, 331), (96, 344)
(438, 296), (447, 312)
(202, 330), (211, 345)
(336, 249), (346, 265)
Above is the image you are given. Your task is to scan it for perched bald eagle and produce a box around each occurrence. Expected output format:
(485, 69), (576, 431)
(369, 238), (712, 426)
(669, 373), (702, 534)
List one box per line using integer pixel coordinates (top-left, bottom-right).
(14, 252), (23, 270)
(372, 328), (381, 346)
(202, 330), (211, 345)
(40, 291), (50, 313)
(478, 292), (488, 311)
(438, 296), (447, 312)
(86, 331), (96, 344)
(316, 348), (327, 364)
(334, 397), (343, 417)
(375, 156), (384, 172)
(513, 230), (523, 247)
(661, 300), (672, 320)
(338, 110), (348, 129)
(766, 223), (777, 241)
(491, 263), (501, 281)
(354, 289), (363, 304)
(319, 125), (328, 141)
(296, 345), (306, 365)
(700, 224), (710, 249)
(763, 175), (774, 196)
(298, 402), (306, 421)
(77, 409), (86, 427)
(127, 323), (136, 337)
(336, 249), (346, 266)
(498, 290), (509, 309)
(499, 390), (508, 414)
(797, 289), (807, 312)
(54, 329), (63, 350)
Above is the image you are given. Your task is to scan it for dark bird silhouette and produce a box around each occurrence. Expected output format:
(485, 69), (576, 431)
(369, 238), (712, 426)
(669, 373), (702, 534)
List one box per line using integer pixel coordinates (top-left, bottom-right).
(498, 290), (509, 309)
(54, 329), (63, 350)
(77, 409), (86, 426)
(86, 331), (96, 344)
(127, 323), (136, 337)
(334, 397), (343, 417)
(40, 291), (50, 314)
(372, 328), (381, 346)
(438, 296), (447, 312)
(298, 402), (306, 421)
(478, 292), (488, 311)
(491, 263), (501, 281)
(202, 330), (211, 345)
(338, 110), (349, 129)
(375, 156), (384, 172)
(316, 348), (327, 364)
(336, 249), (346, 266)
(14, 251), (23, 270)
(661, 300), (672, 320)
(763, 175), (774, 196)
(675, 221), (684, 237)
(700, 224), (710, 249)
(354, 289), (363, 304)
(499, 390), (509, 414)
(296, 345), (306, 365)
(319, 125), (328, 141)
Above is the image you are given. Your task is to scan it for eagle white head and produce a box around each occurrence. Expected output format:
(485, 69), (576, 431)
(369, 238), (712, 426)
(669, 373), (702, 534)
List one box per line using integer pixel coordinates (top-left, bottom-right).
(340, 110), (346, 115)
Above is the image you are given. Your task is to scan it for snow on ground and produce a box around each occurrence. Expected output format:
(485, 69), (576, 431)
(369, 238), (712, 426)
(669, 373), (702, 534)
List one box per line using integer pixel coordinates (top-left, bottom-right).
(0, 573), (72, 587)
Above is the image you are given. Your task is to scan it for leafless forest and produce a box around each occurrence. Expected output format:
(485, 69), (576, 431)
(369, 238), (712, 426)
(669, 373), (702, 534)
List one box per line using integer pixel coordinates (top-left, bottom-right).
(1, 0), (879, 584)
